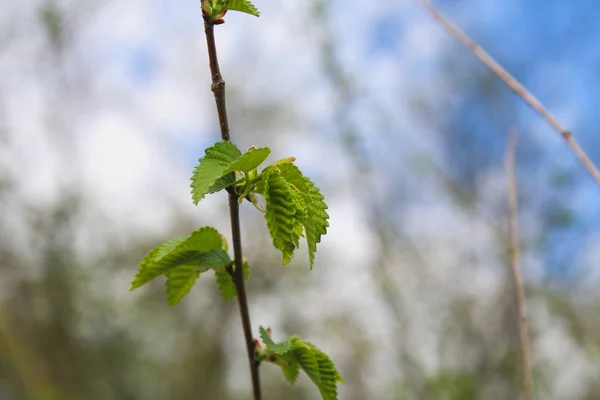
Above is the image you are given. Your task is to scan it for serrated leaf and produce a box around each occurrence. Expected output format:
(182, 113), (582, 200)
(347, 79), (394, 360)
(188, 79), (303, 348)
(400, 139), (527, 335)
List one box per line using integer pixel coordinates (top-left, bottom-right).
(282, 360), (301, 384)
(205, 140), (243, 161)
(214, 269), (236, 300)
(303, 176), (329, 269)
(294, 341), (343, 400)
(259, 326), (297, 356)
(314, 348), (341, 400)
(207, 172), (237, 194)
(264, 170), (297, 264)
(131, 227), (229, 290)
(213, 259), (249, 300)
(278, 163), (309, 194)
(290, 188), (306, 248)
(261, 163), (328, 268)
(148, 237), (187, 263)
(191, 157), (230, 204)
(191, 141), (242, 204)
(226, 0), (260, 17)
(259, 328), (343, 399)
(178, 226), (224, 252)
(225, 147), (270, 174)
(131, 249), (231, 290)
(165, 266), (201, 306)
(294, 344), (320, 386)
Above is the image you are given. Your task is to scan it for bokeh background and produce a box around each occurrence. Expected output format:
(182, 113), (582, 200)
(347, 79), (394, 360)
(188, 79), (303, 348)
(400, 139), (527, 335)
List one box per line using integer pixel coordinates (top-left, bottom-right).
(1, 0), (599, 399)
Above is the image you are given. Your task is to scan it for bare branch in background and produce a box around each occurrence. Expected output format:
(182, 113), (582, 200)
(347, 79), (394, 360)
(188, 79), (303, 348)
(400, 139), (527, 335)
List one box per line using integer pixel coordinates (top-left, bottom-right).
(505, 131), (535, 400)
(418, 0), (600, 188)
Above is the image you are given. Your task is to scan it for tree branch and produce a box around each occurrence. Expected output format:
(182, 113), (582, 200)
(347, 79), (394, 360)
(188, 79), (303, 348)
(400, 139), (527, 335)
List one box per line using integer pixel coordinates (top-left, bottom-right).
(203, 19), (261, 400)
(505, 131), (535, 400)
(418, 0), (600, 188)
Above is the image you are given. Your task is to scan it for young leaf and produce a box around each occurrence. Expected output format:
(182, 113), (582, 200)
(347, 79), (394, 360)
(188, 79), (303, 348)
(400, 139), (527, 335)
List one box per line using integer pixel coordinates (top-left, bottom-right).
(131, 227), (229, 290)
(278, 163), (309, 194)
(294, 341), (343, 400)
(205, 140), (243, 162)
(258, 328), (343, 399)
(303, 176), (329, 269)
(281, 360), (300, 384)
(152, 237), (188, 261)
(191, 141), (242, 204)
(165, 266), (201, 306)
(259, 326), (297, 356)
(294, 343), (321, 386)
(264, 163), (329, 268)
(131, 249), (231, 290)
(207, 172), (237, 194)
(214, 269), (236, 300)
(224, 147), (270, 174)
(178, 226), (224, 252)
(213, 259), (250, 300)
(313, 347), (343, 400)
(226, 0), (260, 17)
(264, 170), (297, 264)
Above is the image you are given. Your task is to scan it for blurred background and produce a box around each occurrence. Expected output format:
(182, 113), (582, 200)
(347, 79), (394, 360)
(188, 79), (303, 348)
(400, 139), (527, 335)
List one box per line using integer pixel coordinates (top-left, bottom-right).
(1, 0), (599, 399)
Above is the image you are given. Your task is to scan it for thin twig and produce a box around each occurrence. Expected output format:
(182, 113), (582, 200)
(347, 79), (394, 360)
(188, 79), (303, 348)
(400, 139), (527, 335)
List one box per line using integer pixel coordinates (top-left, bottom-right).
(505, 131), (535, 400)
(203, 19), (262, 400)
(418, 0), (600, 187)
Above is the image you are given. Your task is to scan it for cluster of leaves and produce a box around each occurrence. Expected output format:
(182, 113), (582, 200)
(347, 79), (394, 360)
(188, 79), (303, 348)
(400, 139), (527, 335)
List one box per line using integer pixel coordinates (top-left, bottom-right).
(257, 327), (344, 400)
(130, 141), (328, 304)
(191, 141), (329, 268)
(201, 0), (260, 23)
(130, 226), (249, 306)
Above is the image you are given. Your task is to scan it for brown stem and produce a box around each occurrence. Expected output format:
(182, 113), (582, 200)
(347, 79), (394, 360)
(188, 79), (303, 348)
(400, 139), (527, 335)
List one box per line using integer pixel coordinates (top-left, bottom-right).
(203, 19), (261, 400)
(418, 0), (600, 188)
(505, 131), (535, 400)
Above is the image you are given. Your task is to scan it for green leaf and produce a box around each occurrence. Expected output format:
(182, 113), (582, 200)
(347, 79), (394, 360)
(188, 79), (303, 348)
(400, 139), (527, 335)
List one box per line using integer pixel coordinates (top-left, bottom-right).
(262, 163), (329, 268)
(207, 172), (237, 194)
(191, 141), (242, 204)
(178, 227), (224, 252)
(225, 147), (270, 174)
(213, 259), (250, 300)
(264, 170), (297, 264)
(314, 348), (342, 399)
(303, 176), (329, 269)
(131, 227), (229, 290)
(165, 266), (201, 306)
(258, 328), (343, 399)
(294, 341), (343, 400)
(131, 249), (230, 290)
(205, 140), (243, 162)
(214, 269), (236, 300)
(152, 237), (188, 261)
(191, 143), (272, 203)
(259, 326), (297, 356)
(278, 163), (309, 194)
(226, 0), (260, 17)
(294, 343), (320, 386)
(281, 360), (300, 384)
(254, 177), (266, 195)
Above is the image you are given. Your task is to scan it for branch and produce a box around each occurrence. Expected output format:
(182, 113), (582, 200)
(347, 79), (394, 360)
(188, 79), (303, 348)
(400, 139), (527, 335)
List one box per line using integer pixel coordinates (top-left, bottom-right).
(418, 0), (600, 188)
(505, 131), (535, 400)
(203, 19), (262, 400)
